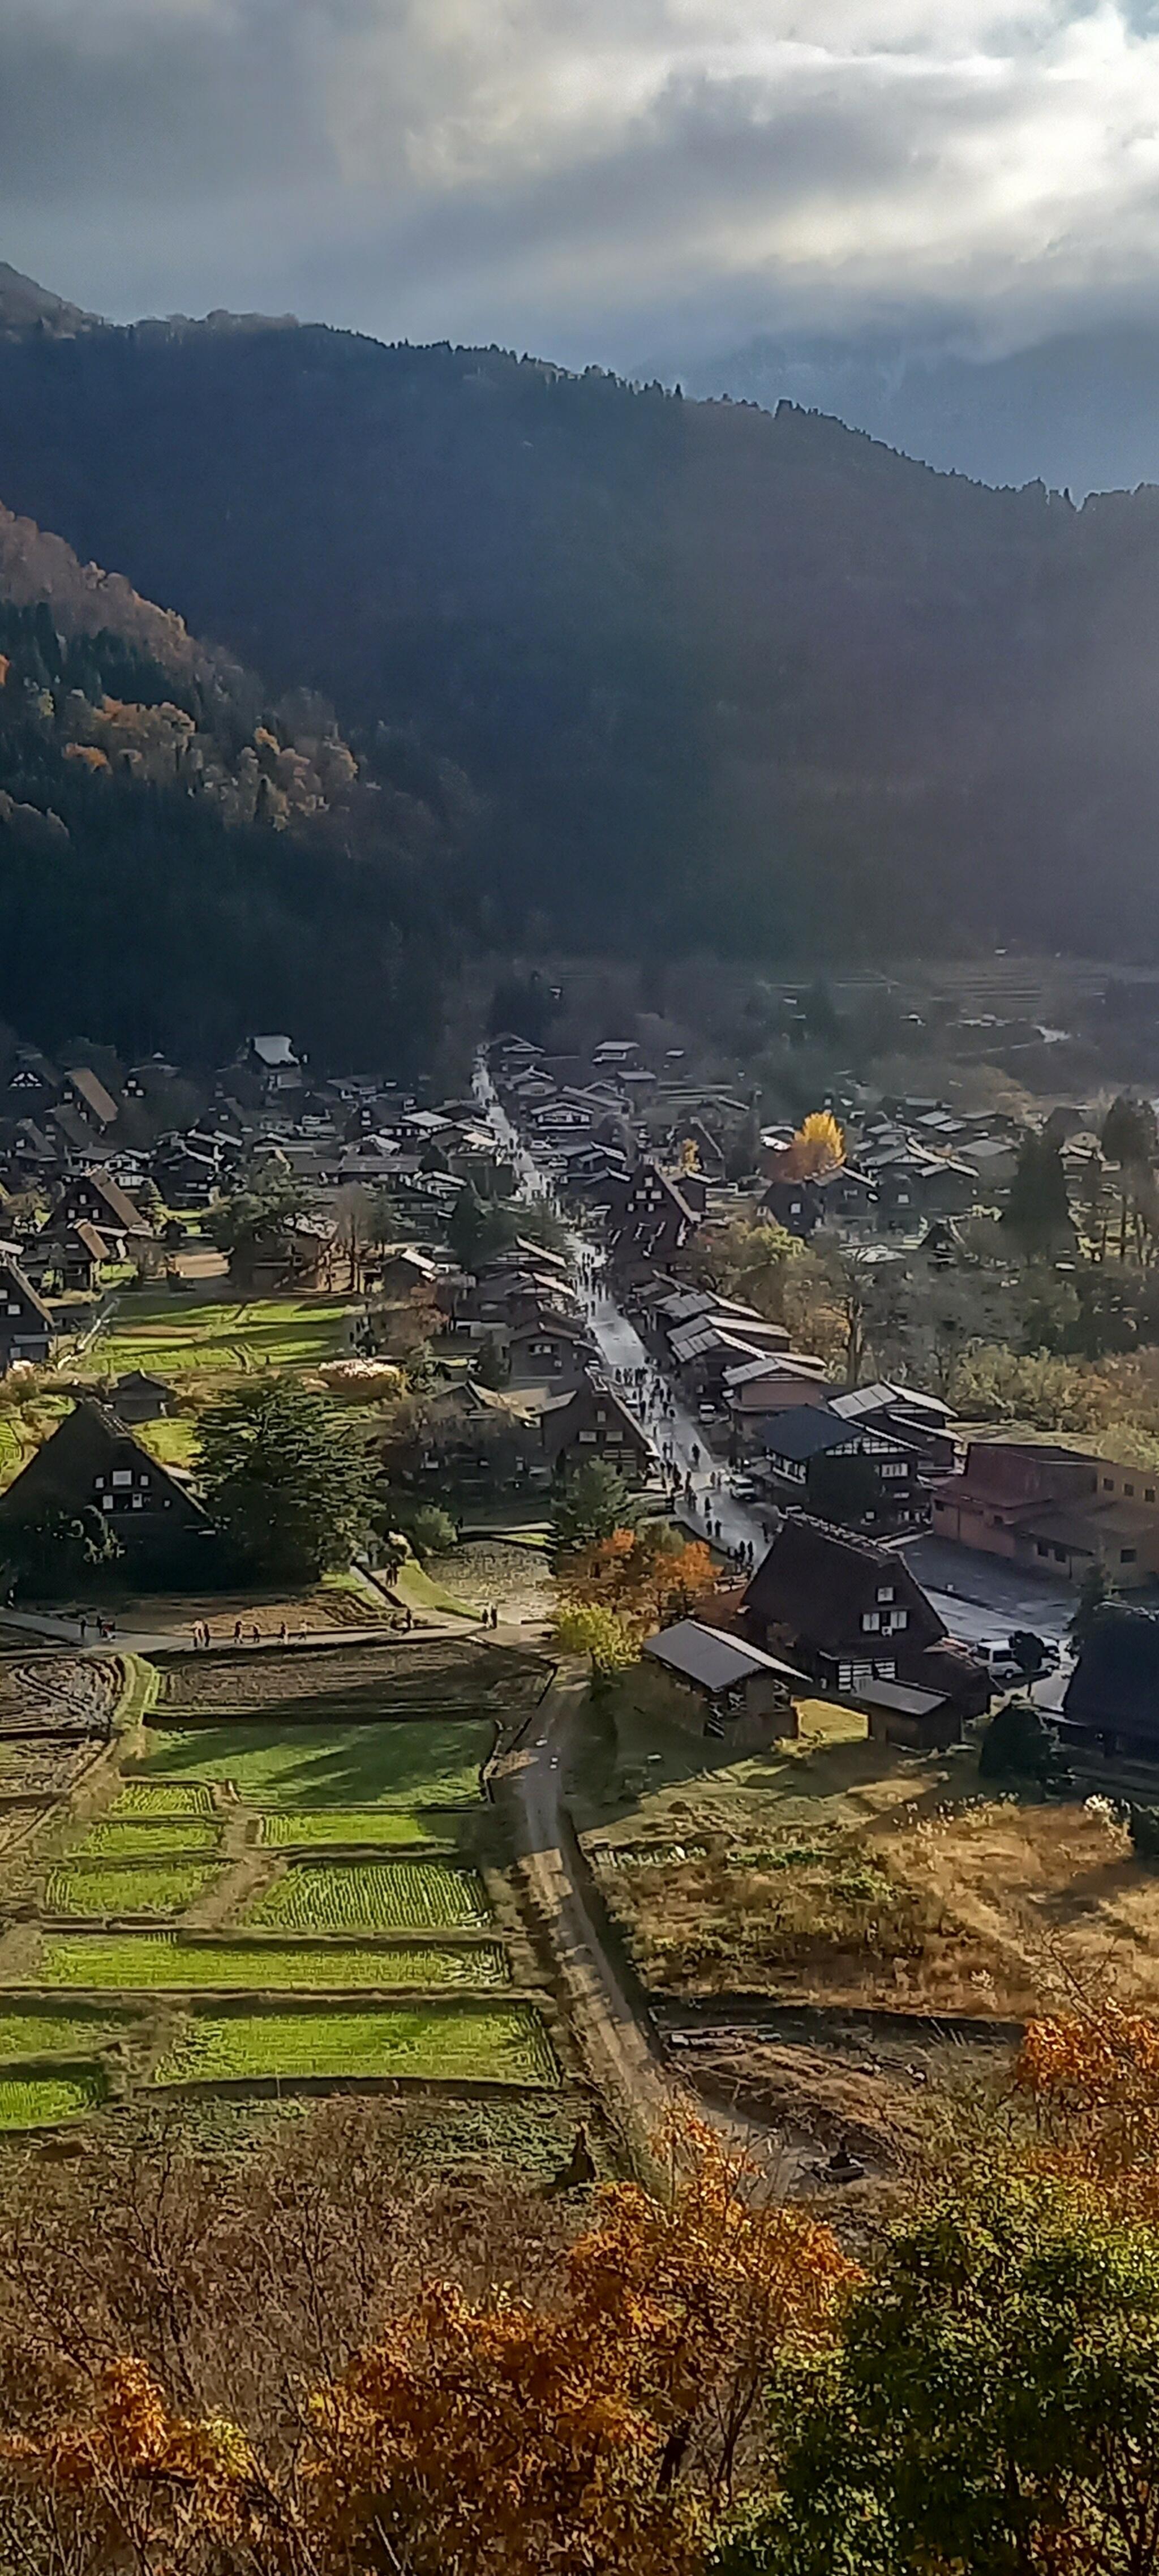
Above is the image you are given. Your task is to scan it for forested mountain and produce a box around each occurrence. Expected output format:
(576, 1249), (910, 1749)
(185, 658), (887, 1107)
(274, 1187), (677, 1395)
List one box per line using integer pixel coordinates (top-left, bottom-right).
(0, 499), (462, 1069)
(5, 306), (1159, 981)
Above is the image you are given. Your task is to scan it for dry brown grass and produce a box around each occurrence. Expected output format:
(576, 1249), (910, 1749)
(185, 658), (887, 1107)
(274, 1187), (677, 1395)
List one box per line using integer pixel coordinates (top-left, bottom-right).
(602, 1798), (1159, 2021)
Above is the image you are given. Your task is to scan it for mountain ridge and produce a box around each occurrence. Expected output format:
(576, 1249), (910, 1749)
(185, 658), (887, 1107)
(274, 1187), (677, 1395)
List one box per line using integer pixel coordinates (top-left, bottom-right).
(1, 294), (1159, 978)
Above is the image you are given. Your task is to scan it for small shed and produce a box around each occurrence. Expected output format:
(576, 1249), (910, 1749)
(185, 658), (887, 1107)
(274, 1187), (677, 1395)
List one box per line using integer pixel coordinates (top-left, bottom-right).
(638, 1619), (805, 1749)
(112, 1370), (177, 1424)
(856, 1677), (963, 1752)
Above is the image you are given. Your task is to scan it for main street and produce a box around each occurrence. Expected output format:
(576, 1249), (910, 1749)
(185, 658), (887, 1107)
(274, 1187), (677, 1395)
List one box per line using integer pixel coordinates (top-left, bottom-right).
(475, 1060), (770, 1562)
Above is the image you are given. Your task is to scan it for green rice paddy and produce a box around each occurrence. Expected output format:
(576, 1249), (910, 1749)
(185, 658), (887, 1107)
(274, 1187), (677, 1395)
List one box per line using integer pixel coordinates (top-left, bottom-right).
(151, 2004), (559, 2090)
(96, 1294), (357, 1381)
(110, 1780), (215, 1818)
(45, 1858), (220, 1919)
(35, 1934), (508, 1990)
(0, 2009), (126, 2059)
(243, 1861), (491, 1934)
(138, 1721), (492, 1808)
(259, 1810), (446, 1848)
(68, 1820), (220, 1861)
(0, 2071), (106, 2128)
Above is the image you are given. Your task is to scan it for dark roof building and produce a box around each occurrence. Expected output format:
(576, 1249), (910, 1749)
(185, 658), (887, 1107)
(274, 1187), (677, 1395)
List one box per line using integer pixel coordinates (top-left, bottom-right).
(758, 1405), (926, 1531)
(540, 1368), (655, 1482)
(1062, 1606), (1159, 1760)
(48, 1170), (153, 1242)
(0, 1250), (55, 1369)
(0, 1400), (209, 1564)
(742, 1515), (988, 1723)
(638, 1619), (804, 1748)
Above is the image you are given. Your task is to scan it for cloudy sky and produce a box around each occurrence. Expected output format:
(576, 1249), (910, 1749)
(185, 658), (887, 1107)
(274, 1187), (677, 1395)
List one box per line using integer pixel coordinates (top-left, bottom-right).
(3, 0), (1159, 367)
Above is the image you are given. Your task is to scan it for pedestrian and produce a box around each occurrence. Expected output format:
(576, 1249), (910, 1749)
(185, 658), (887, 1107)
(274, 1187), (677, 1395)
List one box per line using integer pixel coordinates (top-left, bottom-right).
(279, 1620), (289, 1644)
(233, 1618), (243, 1646)
(78, 1614), (87, 1643)
(251, 1623), (261, 1645)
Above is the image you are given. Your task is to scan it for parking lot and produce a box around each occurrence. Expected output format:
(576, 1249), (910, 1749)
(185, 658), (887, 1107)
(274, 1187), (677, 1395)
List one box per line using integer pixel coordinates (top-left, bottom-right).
(899, 1535), (1079, 1652)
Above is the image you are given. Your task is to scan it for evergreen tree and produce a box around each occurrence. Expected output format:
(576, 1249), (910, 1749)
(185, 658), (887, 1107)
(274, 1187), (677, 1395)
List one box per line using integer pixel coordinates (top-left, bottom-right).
(196, 1379), (374, 1583)
(1001, 1131), (1072, 1258)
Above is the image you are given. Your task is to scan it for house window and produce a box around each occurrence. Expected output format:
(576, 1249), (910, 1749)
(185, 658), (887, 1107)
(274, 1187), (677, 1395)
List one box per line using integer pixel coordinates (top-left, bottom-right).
(861, 1610), (881, 1633)
(1125, 1484), (1136, 1498)
(1036, 1540), (1049, 1556)
(101, 1494), (113, 1512)
(877, 1586), (895, 1604)
(1103, 1477), (1114, 1491)
(873, 1658), (898, 1679)
(131, 1495), (143, 1511)
(578, 1430), (596, 1444)
(1148, 1490), (1156, 1505)
(1121, 1548), (1138, 1565)
(886, 1609), (909, 1632)
(111, 1470), (132, 1488)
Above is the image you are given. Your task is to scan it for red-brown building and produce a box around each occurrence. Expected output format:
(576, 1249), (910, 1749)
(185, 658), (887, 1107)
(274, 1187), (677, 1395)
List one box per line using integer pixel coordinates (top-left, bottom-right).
(933, 1441), (1159, 1588)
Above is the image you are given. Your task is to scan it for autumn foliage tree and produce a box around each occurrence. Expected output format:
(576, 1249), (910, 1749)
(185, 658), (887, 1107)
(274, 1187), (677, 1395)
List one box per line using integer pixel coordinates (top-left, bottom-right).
(784, 1111), (844, 1179)
(0, 2116), (854, 2576)
(560, 1526), (718, 1634)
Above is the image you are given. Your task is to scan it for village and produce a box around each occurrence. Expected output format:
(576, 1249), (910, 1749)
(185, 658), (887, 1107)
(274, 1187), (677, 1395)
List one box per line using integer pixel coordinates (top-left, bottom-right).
(0, 994), (1150, 2166)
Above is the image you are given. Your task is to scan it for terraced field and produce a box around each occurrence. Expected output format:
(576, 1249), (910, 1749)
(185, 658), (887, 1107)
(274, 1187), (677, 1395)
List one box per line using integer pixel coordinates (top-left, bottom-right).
(6, 1639), (560, 2127)
(151, 2003), (560, 2090)
(95, 1293), (357, 1382)
(137, 1721), (493, 1809)
(111, 1781), (215, 1818)
(259, 1810), (446, 1848)
(0, 2070), (105, 2127)
(243, 1861), (491, 1933)
(68, 1819), (220, 1861)
(36, 1934), (509, 1990)
(0, 2007), (129, 2058)
(45, 1858), (220, 1919)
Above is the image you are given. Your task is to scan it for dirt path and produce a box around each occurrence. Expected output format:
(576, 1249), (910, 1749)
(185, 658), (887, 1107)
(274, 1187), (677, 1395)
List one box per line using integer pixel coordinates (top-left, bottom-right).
(500, 1668), (804, 2174)
(500, 1669), (675, 2149)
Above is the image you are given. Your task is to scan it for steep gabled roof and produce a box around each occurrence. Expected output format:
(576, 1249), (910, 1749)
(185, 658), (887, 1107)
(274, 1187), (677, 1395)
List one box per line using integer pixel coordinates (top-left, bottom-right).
(52, 1169), (152, 1236)
(0, 1253), (53, 1330)
(1064, 1606), (1159, 1738)
(744, 1515), (944, 1655)
(63, 1066), (119, 1127)
(0, 1399), (206, 1524)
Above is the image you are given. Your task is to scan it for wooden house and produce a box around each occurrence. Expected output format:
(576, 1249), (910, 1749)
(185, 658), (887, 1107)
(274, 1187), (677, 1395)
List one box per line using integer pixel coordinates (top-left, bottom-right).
(742, 1516), (988, 1729)
(0, 1399), (209, 1566)
(111, 1371), (176, 1424)
(0, 1250), (55, 1369)
(540, 1369), (655, 1484)
(637, 1618), (804, 1750)
(1062, 1607), (1159, 1761)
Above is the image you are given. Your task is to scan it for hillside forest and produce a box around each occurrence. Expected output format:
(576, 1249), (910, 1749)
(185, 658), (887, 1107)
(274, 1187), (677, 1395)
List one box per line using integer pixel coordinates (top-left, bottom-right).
(2, 324), (1159, 1008)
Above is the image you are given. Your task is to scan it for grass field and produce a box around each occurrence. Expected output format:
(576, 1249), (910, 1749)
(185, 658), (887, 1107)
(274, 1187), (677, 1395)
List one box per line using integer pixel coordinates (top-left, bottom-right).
(111, 1781), (216, 1818)
(45, 1858), (220, 1919)
(93, 1292), (357, 1382)
(151, 2004), (559, 2090)
(243, 1862), (491, 1933)
(258, 1810), (449, 1848)
(136, 1416), (199, 1469)
(35, 1934), (509, 1990)
(0, 2071), (105, 2127)
(68, 1819), (220, 1861)
(590, 1696), (1159, 2016)
(138, 1721), (492, 1809)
